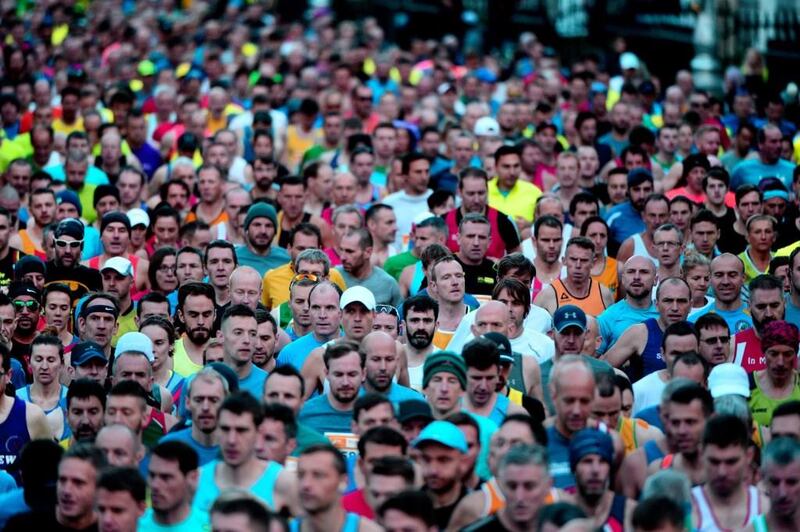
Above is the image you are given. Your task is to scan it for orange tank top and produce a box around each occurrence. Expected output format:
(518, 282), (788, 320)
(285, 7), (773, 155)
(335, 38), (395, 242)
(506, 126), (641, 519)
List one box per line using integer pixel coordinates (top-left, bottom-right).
(481, 479), (558, 517)
(551, 278), (607, 317)
(18, 230), (46, 259)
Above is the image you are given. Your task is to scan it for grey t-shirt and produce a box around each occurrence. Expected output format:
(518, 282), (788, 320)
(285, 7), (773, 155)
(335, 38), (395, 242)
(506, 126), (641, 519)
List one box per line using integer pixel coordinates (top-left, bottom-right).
(336, 266), (403, 307)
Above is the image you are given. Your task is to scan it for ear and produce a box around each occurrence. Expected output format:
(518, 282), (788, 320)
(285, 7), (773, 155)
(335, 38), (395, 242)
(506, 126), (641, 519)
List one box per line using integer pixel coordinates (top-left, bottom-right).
(78, 316), (86, 335)
(186, 469), (199, 492)
(136, 500), (147, 517)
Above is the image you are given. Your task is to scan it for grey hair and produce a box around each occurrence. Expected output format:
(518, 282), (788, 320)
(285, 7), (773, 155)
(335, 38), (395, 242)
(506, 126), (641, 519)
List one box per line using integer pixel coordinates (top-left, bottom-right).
(642, 469), (691, 509)
(294, 249), (331, 275)
(714, 394), (753, 429)
(332, 204), (364, 226)
(660, 377), (695, 406)
(188, 366), (231, 397)
(654, 223), (684, 243)
(498, 443), (549, 473)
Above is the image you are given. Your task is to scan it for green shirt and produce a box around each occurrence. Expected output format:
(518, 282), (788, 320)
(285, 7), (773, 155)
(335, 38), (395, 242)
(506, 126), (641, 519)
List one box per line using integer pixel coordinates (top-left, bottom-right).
(292, 423), (331, 456)
(383, 250), (418, 280)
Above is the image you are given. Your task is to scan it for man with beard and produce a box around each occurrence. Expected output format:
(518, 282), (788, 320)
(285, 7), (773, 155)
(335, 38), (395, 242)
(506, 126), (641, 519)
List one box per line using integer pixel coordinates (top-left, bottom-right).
(139, 441), (208, 531)
(192, 392), (299, 515)
(647, 382), (713, 486)
(160, 367), (228, 465)
(401, 294), (438, 392)
(566, 429), (635, 530)
(605, 168), (654, 254)
(252, 309), (278, 373)
(61, 378), (105, 447)
(461, 337), (527, 425)
(463, 444), (552, 532)
(85, 212), (150, 296)
(299, 341), (365, 434)
(603, 277), (693, 381)
(45, 218), (102, 300)
(220, 305), (266, 400)
(410, 420), (469, 530)
(365, 204), (398, 268)
(174, 282), (217, 378)
(235, 202), (290, 278)
(362, 331), (420, 403)
(100, 257), (136, 346)
(443, 168), (521, 261)
(336, 228), (402, 307)
(742, 437), (800, 532)
(749, 320), (800, 426)
(691, 414), (766, 531)
(733, 275), (786, 372)
(0, 207), (24, 291)
(295, 444), (382, 532)
(275, 176), (332, 250)
(597, 256), (659, 355)
(11, 188), (55, 257)
(8, 283), (41, 374)
(4, 443), (106, 531)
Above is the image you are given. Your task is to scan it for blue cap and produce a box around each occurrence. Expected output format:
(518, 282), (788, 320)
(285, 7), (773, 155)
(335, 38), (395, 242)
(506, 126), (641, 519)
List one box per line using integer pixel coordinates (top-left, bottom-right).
(56, 190), (82, 217)
(70, 341), (107, 367)
(553, 305), (587, 333)
(590, 81), (608, 95)
(412, 420), (467, 453)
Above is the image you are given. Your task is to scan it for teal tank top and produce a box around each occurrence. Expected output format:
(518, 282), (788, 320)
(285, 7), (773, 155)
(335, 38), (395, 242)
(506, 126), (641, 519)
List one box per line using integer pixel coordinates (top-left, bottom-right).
(193, 459), (283, 513)
(290, 512), (361, 532)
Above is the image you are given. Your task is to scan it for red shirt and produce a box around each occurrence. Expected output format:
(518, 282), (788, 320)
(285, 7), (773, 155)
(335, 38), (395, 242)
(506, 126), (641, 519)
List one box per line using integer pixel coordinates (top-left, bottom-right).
(733, 327), (765, 373)
(342, 489), (374, 520)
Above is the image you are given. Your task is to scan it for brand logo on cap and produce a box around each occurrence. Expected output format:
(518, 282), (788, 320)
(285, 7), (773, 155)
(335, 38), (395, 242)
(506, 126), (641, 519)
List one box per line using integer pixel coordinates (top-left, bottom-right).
(564, 312), (577, 320)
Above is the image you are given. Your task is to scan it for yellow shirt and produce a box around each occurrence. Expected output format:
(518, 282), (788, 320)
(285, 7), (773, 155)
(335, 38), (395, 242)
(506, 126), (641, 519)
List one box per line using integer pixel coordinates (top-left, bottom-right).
(172, 336), (204, 378)
(487, 177), (542, 223)
(111, 306), (138, 348)
(53, 116), (84, 136)
(0, 137), (25, 173)
(261, 263), (347, 309)
(285, 125), (321, 171)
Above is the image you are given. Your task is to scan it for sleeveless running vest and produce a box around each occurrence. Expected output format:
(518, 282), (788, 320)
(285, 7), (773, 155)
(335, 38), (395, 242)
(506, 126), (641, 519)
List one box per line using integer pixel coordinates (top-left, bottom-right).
(445, 208), (506, 260)
(691, 484), (761, 532)
(604, 494), (628, 532)
(0, 397), (31, 482)
(276, 212), (312, 249)
(627, 318), (666, 380)
(194, 459), (283, 513)
(643, 439), (666, 465)
(631, 233), (660, 267)
(143, 408), (168, 450)
(551, 278), (607, 317)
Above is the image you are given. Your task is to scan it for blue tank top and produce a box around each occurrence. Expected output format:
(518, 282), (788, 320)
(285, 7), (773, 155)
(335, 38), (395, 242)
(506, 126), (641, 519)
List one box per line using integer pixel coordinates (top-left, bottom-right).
(15, 385), (69, 440)
(193, 459), (283, 513)
(410, 262), (425, 296)
(488, 394), (510, 426)
(0, 397), (31, 483)
(643, 439), (665, 465)
(291, 512), (361, 532)
(642, 318), (666, 377)
(545, 425), (575, 490)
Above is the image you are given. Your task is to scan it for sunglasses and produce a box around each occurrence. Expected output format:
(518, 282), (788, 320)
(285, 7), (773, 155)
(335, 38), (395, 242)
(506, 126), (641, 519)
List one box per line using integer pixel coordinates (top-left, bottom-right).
(701, 335), (730, 346)
(376, 304), (399, 317)
(55, 239), (83, 249)
(290, 273), (319, 289)
(13, 300), (40, 312)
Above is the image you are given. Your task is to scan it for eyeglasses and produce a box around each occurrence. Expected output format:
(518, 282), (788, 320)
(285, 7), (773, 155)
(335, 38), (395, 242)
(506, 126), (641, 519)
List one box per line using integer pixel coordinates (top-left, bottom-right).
(654, 241), (681, 248)
(55, 239), (83, 249)
(376, 304), (399, 317)
(157, 265), (177, 273)
(13, 300), (40, 313)
(701, 335), (730, 346)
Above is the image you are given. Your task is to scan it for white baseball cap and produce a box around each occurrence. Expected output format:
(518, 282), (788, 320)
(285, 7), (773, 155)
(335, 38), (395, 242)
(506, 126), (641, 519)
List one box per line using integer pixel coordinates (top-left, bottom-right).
(114, 332), (154, 363)
(127, 208), (150, 229)
(619, 52), (640, 71)
(101, 256), (133, 277)
(474, 116), (500, 137)
(340, 286), (376, 311)
(708, 363), (750, 398)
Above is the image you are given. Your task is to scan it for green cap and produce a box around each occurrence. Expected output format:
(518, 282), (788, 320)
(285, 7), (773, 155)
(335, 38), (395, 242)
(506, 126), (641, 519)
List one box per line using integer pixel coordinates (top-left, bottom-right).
(422, 351), (467, 390)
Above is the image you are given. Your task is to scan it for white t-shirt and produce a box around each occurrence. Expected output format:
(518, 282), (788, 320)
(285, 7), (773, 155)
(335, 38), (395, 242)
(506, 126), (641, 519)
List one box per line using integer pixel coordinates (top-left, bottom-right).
(383, 190), (433, 250)
(446, 304), (553, 354)
(632, 371), (668, 415)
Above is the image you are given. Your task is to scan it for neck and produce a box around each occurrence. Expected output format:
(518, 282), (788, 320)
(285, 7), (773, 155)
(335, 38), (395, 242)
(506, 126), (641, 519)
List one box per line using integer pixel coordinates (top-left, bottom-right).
(215, 286), (230, 306)
(656, 151), (675, 164)
(349, 263), (372, 280)
(429, 481), (462, 509)
(438, 300), (465, 320)
(498, 508), (538, 532)
(229, 358), (252, 380)
(191, 424), (217, 447)
(313, 329), (338, 343)
(767, 510), (800, 532)
(706, 481), (747, 507)
(715, 297), (742, 312)
(0, 245), (8, 260)
(658, 264), (681, 279)
(577, 490), (609, 515)
(767, 371), (792, 389)
(304, 504), (346, 532)
(283, 211), (304, 227)
(403, 187), (425, 197)
(293, 322), (313, 337)
(457, 253), (481, 266)
(220, 455), (261, 486)
(247, 243), (272, 257)
(30, 379), (61, 397)
(328, 393), (355, 412)
(406, 342), (434, 360)
(791, 290), (800, 308)
(626, 292), (653, 309)
(155, 502), (191, 525)
(566, 276), (589, 295)
(535, 257), (561, 276)
(704, 201), (726, 216)
(56, 508), (95, 530)
(748, 246), (771, 263)
(201, 197), (224, 213)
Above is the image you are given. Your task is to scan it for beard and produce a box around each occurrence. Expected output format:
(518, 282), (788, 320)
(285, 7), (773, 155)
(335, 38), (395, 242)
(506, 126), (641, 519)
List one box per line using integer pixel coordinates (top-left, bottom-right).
(187, 327), (211, 344)
(753, 314), (776, 334)
(408, 331), (433, 349)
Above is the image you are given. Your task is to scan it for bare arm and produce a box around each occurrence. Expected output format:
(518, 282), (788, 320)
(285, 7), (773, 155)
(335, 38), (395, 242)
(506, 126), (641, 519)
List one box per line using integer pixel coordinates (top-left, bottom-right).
(523, 355), (543, 402)
(601, 324), (645, 368)
(600, 284), (615, 309)
(662, 162), (683, 191)
(136, 258), (150, 290)
(616, 238), (635, 266)
(635, 422), (664, 447)
(533, 284), (557, 316)
(395, 341), (409, 387)
(26, 402), (52, 440)
(273, 469), (301, 516)
(398, 264), (414, 298)
(300, 348), (326, 400)
(311, 215), (335, 249)
(616, 448), (647, 499)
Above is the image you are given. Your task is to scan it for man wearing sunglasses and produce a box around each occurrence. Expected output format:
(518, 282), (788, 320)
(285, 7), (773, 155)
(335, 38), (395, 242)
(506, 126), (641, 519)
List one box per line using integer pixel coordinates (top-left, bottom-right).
(8, 283), (43, 380)
(45, 218), (102, 301)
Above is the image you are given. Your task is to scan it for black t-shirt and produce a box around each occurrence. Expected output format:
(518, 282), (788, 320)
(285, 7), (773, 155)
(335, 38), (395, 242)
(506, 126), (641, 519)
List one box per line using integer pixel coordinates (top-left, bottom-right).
(461, 514), (513, 532)
(430, 488), (468, 530)
(716, 225), (748, 255)
(452, 209), (522, 254)
(776, 205), (800, 250)
(44, 262), (103, 301)
(456, 257), (497, 297)
(5, 510), (99, 532)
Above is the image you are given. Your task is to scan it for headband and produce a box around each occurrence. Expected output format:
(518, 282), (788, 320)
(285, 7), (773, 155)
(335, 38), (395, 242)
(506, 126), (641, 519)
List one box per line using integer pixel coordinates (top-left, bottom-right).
(81, 304), (119, 320)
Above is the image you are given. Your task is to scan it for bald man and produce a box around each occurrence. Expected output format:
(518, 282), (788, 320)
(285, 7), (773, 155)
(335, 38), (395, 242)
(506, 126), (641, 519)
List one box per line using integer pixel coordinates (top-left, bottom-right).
(546, 356), (623, 490)
(229, 266), (263, 310)
(471, 301), (543, 401)
(597, 256), (659, 355)
(602, 278), (692, 380)
(96, 424), (144, 467)
(361, 331), (420, 402)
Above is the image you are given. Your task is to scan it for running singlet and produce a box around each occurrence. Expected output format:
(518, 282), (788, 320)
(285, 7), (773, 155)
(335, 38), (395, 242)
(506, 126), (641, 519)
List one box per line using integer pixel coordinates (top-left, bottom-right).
(643, 439), (666, 465)
(733, 328), (765, 373)
(617, 416), (651, 455)
(749, 373), (800, 426)
(691, 484), (761, 532)
(551, 278), (607, 317)
(604, 494), (627, 532)
(290, 512), (361, 532)
(0, 397), (31, 482)
(193, 459), (283, 513)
